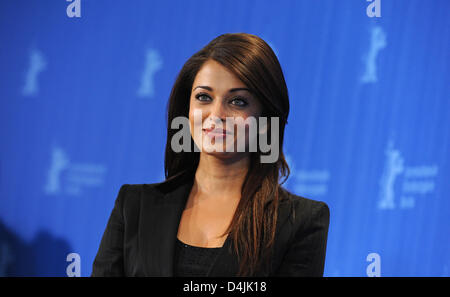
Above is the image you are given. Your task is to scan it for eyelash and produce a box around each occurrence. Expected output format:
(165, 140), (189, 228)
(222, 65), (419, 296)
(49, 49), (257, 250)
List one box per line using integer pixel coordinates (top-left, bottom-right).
(195, 93), (248, 107)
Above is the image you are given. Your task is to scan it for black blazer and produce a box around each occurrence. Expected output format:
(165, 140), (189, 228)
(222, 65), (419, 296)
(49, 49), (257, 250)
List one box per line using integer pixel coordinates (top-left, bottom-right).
(91, 171), (330, 277)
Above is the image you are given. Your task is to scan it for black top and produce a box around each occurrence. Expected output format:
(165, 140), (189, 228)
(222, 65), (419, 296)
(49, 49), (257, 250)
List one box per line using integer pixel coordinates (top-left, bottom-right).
(173, 237), (223, 277)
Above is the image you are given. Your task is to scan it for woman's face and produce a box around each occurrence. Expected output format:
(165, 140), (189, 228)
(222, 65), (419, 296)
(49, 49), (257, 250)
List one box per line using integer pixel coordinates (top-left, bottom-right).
(189, 59), (263, 158)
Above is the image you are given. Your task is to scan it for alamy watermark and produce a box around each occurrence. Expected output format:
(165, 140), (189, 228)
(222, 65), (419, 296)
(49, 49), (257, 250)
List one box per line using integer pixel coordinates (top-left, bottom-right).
(366, 252), (381, 277)
(66, 252), (81, 277)
(170, 111), (280, 163)
(66, 0), (81, 18)
(366, 0), (381, 18)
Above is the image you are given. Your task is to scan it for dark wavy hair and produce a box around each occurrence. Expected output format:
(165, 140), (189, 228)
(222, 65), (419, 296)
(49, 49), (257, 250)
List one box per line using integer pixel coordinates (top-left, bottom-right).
(164, 33), (291, 276)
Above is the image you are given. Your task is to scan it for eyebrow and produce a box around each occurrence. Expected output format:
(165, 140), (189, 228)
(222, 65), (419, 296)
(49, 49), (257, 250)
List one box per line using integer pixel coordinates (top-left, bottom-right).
(193, 86), (252, 93)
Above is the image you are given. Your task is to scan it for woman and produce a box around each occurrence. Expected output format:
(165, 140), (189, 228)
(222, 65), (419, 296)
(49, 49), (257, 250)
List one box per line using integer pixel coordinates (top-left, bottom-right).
(91, 33), (330, 277)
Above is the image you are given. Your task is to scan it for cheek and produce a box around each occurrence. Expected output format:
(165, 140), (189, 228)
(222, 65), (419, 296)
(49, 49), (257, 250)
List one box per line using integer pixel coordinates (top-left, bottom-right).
(189, 107), (208, 142)
(189, 108), (205, 126)
(188, 98), (198, 126)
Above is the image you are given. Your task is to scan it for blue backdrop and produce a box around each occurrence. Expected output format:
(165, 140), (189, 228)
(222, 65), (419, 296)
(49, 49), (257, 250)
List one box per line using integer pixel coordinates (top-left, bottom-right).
(0, 0), (449, 277)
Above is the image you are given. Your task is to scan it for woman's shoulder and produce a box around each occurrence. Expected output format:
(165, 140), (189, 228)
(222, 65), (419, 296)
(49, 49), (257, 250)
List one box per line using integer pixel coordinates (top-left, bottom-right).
(278, 186), (330, 223)
(111, 180), (170, 208)
(115, 181), (161, 194)
(113, 171), (194, 207)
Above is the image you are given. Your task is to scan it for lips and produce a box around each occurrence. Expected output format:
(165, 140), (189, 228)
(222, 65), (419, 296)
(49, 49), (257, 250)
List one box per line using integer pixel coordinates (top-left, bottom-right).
(203, 127), (231, 135)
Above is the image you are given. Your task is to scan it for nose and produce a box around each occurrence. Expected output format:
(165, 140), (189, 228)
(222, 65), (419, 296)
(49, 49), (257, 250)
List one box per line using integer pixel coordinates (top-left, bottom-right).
(208, 100), (227, 124)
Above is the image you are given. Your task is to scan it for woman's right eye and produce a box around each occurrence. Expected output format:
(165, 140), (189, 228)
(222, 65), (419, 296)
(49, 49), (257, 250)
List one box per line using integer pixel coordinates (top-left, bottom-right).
(195, 93), (211, 102)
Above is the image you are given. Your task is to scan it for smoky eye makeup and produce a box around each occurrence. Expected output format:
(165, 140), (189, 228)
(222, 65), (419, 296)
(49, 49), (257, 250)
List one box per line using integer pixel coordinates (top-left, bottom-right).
(229, 97), (248, 107)
(194, 92), (212, 102)
(194, 92), (250, 107)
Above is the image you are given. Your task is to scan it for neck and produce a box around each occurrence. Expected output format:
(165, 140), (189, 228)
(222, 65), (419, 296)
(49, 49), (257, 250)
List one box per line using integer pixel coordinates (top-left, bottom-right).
(193, 153), (251, 200)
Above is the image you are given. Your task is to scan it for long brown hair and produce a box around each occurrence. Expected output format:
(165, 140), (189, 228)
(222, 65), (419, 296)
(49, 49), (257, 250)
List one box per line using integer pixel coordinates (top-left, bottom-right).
(164, 33), (290, 276)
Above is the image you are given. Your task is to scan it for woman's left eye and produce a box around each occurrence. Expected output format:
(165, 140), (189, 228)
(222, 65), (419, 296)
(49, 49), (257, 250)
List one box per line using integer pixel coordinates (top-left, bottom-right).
(231, 98), (248, 107)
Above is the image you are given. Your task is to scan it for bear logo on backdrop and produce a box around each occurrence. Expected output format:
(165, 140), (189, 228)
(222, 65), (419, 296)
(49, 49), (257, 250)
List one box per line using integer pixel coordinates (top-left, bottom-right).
(284, 154), (330, 198)
(22, 49), (47, 97)
(361, 26), (386, 84)
(378, 140), (438, 210)
(44, 145), (107, 196)
(137, 48), (163, 98)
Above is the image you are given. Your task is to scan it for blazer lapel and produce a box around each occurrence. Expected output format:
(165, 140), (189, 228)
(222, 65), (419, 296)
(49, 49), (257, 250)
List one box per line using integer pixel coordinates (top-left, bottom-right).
(208, 192), (295, 277)
(139, 173), (194, 276)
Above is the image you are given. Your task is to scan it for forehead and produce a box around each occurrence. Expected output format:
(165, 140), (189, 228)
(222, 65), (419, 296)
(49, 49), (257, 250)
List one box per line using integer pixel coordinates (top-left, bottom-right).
(192, 60), (247, 91)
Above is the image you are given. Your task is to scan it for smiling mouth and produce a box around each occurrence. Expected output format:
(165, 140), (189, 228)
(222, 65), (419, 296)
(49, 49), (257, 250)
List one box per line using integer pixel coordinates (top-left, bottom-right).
(202, 128), (231, 136)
